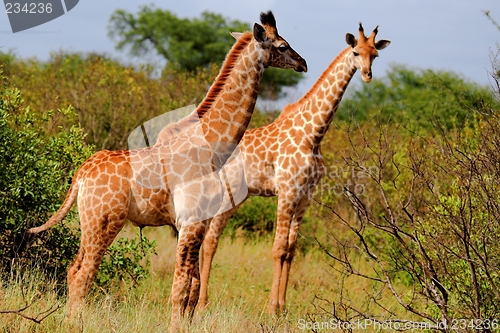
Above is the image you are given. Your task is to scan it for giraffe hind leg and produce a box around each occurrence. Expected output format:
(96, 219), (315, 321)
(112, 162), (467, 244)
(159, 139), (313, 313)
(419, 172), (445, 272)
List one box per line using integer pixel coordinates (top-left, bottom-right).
(170, 221), (208, 332)
(66, 215), (126, 317)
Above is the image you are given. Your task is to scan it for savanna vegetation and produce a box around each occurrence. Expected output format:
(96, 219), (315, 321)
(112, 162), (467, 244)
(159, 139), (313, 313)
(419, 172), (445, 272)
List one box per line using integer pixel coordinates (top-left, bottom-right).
(1, 7), (500, 333)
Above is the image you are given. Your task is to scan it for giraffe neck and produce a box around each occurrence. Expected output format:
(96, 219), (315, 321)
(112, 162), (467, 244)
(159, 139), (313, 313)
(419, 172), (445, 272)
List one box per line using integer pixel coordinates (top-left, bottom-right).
(153, 33), (264, 170)
(199, 33), (264, 146)
(194, 32), (265, 169)
(281, 47), (356, 145)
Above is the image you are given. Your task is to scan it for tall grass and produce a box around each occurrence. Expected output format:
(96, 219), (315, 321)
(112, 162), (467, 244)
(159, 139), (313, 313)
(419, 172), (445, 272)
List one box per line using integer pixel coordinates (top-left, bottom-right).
(0, 224), (410, 332)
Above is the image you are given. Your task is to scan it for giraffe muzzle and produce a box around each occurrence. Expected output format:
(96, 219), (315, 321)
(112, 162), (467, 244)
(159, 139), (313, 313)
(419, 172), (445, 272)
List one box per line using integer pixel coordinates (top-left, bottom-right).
(362, 69), (373, 82)
(295, 60), (308, 73)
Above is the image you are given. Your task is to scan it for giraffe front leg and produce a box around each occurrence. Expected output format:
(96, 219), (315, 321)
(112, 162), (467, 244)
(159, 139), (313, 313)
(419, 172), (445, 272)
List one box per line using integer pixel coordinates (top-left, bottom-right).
(170, 221), (207, 332)
(278, 193), (313, 313)
(199, 206), (238, 309)
(270, 193), (312, 314)
(268, 196), (294, 315)
(277, 219), (299, 313)
(186, 257), (200, 317)
(269, 244), (286, 315)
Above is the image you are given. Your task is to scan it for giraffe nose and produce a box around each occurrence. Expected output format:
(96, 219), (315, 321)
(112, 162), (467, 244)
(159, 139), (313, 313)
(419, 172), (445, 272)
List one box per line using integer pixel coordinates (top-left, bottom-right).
(361, 69), (373, 83)
(295, 58), (308, 73)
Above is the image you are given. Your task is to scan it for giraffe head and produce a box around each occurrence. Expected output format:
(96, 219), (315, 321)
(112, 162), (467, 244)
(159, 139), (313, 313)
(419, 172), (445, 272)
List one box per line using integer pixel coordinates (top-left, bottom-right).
(237, 11), (308, 73)
(346, 23), (390, 82)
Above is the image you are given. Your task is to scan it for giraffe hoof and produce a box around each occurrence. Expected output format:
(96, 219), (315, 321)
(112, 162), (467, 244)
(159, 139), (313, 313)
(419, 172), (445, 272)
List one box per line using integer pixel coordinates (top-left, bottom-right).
(197, 300), (208, 312)
(267, 303), (278, 315)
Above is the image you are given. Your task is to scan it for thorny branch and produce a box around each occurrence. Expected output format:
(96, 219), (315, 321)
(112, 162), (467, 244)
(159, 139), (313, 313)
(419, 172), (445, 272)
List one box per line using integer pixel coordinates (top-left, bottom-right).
(0, 278), (61, 324)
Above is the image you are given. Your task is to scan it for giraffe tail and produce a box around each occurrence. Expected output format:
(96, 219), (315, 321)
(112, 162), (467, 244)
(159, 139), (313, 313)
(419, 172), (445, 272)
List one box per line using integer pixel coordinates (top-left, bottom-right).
(14, 177), (80, 255)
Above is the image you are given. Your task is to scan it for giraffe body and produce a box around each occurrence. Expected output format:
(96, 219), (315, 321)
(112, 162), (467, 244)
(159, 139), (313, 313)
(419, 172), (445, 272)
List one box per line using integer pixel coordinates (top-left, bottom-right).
(200, 24), (390, 313)
(24, 11), (307, 332)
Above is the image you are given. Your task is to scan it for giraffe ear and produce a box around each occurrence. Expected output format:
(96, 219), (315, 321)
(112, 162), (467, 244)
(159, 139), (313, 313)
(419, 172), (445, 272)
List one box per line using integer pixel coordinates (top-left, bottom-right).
(230, 32), (244, 40)
(253, 23), (267, 43)
(346, 33), (357, 47)
(375, 39), (391, 50)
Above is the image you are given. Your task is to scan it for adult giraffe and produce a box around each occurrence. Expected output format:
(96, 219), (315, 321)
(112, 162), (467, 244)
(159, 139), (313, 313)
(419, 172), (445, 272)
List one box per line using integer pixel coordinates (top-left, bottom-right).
(21, 11), (307, 331)
(199, 23), (390, 313)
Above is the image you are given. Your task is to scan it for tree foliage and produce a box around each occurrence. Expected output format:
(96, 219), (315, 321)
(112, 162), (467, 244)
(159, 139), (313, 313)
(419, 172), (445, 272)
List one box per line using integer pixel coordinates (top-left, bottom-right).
(108, 5), (305, 100)
(337, 65), (497, 130)
(1, 52), (219, 150)
(0, 69), (157, 289)
(0, 70), (92, 278)
(108, 7), (248, 72)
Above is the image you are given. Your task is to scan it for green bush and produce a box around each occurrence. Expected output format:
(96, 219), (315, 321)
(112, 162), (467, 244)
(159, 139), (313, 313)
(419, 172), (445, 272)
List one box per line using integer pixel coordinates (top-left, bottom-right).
(314, 109), (500, 326)
(96, 236), (157, 289)
(225, 196), (278, 237)
(0, 70), (156, 291)
(0, 71), (92, 279)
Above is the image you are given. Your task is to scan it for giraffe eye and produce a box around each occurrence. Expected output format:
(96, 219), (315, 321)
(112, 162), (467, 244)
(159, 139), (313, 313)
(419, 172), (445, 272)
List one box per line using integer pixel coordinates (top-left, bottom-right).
(277, 45), (288, 52)
(353, 51), (359, 56)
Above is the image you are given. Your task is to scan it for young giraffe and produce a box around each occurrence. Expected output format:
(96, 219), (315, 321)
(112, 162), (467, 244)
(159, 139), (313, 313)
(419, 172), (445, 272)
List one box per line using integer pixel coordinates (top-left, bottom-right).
(199, 24), (390, 313)
(22, 11), (307, 331)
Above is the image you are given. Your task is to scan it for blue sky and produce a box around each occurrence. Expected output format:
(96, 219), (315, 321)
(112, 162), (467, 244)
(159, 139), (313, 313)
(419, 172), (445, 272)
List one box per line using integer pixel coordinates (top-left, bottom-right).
(0, 0), (499, 105)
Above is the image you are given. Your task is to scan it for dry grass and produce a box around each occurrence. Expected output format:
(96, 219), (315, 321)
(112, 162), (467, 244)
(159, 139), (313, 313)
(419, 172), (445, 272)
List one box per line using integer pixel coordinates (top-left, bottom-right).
(0, 225), (412, 332)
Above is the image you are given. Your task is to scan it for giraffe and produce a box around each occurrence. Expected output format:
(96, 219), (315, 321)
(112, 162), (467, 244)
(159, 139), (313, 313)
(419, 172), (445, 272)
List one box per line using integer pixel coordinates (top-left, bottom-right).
(199, 24), (390, 313)
(21, 11), (307, 331)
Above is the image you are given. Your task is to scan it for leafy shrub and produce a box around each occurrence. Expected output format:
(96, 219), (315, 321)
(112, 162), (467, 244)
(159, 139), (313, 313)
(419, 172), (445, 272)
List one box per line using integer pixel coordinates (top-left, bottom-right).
(96, 236), (157, 289)
(0, 70), (156, 291)
(1, 52), (219, 150)
(314, 108), (500, 328)
(225, 196), (278, 238)
(0, 70), (92, 279)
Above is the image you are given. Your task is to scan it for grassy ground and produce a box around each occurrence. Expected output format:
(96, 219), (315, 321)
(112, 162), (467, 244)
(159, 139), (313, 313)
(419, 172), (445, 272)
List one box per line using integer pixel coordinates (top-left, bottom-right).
(0, 225), (413, 332)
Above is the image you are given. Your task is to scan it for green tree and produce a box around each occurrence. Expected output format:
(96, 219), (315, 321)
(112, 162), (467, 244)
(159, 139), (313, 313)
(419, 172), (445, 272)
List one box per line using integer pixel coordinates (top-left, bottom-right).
(108, 5), (304, 100)
(337, 65), (497, 130)
(108, 8), (247, 72)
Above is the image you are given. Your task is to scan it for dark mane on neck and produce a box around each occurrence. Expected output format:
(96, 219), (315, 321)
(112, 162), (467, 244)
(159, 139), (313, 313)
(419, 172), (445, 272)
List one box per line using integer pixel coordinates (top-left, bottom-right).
(154, 32), (254, 143)
(196, 32), (254, 118)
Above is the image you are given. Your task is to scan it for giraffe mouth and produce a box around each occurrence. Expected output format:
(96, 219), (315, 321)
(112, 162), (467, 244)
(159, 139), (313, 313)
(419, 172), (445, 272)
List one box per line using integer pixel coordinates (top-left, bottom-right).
(295, 61), (308, 73)
(361, 73), (372, 83)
